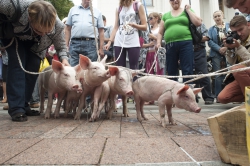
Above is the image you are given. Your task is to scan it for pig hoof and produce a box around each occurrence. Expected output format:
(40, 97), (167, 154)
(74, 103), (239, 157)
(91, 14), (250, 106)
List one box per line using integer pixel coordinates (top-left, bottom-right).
(143, 117), (148, 121)
(123, 114), (129, 117)
(137, 118), (142, 123)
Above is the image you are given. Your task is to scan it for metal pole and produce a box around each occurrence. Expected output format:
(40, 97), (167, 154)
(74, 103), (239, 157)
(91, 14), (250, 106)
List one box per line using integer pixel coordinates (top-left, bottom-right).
(189, 0), (191, 5)
(142, 0), (151, 32)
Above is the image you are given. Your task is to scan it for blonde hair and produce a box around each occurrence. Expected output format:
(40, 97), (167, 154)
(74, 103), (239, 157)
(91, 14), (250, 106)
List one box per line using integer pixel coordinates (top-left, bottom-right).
(149, 12), (161, 24)
(119, 0), (133, 7)
(223, 0), (237, 8)
(28, 1), (57, 30)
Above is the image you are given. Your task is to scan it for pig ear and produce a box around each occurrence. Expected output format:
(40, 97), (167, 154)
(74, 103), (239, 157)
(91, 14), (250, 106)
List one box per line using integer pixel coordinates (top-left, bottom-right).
(52, 59), (63, 74)
(193, 88), (203, 95)
(108, 66), (119, 76)
(100, 55), (107, 65)
(74, 64), (81, 73)
(131, 71), (138, 78)
(79, 54), (91, 70)
(177, 84), (189, 95)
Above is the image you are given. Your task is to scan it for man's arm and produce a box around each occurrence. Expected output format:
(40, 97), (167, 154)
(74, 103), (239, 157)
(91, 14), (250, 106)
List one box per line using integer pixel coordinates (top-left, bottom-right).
(98, 28), (104, 58)
(65, 25), (72, 50)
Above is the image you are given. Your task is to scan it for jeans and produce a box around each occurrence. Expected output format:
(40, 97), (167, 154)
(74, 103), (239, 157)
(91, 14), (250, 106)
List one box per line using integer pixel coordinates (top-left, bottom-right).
(2, 38), (40, 117)
(69, 39), (98, 66)
(30, 78), (39, 104)
(194, 48), (214, 101)
(212, 54), (226, 97)
(165, 40), (194, 82)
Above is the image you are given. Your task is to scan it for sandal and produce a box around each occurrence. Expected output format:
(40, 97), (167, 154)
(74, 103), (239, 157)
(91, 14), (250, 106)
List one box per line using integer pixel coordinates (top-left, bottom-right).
(25, 109), (40, 116)
(11, 112), (28, 122)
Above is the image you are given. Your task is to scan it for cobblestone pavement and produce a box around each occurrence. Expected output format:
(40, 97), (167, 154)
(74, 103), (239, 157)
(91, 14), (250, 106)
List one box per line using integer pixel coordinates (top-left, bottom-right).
(0, 97), (238, 165)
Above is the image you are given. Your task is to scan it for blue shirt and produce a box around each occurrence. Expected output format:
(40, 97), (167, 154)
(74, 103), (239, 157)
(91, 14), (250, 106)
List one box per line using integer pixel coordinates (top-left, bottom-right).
(66, 5), (104, 38)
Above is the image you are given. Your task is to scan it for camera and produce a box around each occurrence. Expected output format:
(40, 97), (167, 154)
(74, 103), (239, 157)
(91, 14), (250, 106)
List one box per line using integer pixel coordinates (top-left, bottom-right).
(226, 31), (240, 44)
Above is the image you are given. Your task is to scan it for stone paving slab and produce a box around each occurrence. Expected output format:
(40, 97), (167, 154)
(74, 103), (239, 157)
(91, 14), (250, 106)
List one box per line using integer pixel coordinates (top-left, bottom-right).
(5, 138), (106, 165)
(172, 136), (221, 162)
(0, 138), (42, 164)
(101, 137), (192, 165)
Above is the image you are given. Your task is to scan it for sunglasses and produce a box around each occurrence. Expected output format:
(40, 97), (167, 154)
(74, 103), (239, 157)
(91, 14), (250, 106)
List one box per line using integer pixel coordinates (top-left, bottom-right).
(30, 23), (54, 36)
(170, 0), (176, 1)
(148, 17), (153, 20)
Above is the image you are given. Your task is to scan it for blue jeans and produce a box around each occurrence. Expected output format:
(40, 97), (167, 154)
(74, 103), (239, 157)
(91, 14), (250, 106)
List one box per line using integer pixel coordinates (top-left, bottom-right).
(2, 38), (40, 117)
(165, 40), (194, 82)
(69, 39), (98, 66)
(212, 54), (226, 97)
(30, 78), (39, 104)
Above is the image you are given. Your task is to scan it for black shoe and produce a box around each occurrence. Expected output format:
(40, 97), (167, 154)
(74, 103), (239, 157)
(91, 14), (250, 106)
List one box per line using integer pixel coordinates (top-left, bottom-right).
(205, 100), (214, 105)
(25, 107), (40, 116)
(11, 112), (28, 122)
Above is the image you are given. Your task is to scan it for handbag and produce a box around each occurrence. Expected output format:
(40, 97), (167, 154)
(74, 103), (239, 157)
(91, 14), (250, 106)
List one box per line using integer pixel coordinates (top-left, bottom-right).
(185, 9), (202, 45)
(0, 0), (21, 39)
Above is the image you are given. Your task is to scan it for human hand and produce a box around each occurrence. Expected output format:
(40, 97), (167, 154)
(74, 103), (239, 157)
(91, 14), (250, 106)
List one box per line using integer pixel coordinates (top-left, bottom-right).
(149, 41), (155, 47)
(223, 39), (240, 50)
(155, 43), (161, 51)
(99, 49), (104, 58)
(185, 4), (191, 10)
(219, 47), (228, 55)
(104, 43), (111, 50)
(127, 22), (136, 28)
(62, 59), (70, 66)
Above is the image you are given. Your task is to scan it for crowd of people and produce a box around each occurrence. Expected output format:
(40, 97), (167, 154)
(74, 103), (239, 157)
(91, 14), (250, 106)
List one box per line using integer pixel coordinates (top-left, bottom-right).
(0, 0), (250, 122)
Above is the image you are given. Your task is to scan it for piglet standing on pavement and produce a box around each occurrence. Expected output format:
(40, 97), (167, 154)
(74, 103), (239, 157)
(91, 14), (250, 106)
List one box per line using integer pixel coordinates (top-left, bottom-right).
(39, 60), (82, 119)
(132, 76), (202, 128)
(107, 67), (136, 119)
(74, 55), (118, 120)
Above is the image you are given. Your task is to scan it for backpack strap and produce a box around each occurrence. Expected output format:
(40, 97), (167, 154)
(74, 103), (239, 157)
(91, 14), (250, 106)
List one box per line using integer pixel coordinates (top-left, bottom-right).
(133, 1), (139, 14)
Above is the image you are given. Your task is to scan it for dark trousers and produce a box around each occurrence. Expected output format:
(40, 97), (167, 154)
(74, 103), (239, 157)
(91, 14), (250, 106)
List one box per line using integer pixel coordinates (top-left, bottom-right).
(165, 40), (194, 82)
(2, 38), (41, 116)
(194, 48), (214, 101)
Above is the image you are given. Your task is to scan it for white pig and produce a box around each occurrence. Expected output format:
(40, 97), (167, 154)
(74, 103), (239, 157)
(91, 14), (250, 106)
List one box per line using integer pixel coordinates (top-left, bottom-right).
(39, 60), (82, 119)
(106, 67), (136, 119)
(132, 76), (202, 128)
(74, 54), (118, 120)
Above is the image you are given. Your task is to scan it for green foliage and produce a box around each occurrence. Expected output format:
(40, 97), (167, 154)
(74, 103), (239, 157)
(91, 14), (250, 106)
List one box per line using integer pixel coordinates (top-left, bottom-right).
(46, 0), (74, 20)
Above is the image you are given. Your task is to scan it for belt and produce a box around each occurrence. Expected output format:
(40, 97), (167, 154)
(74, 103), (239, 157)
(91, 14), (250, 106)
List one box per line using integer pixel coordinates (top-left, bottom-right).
(194, 47), (205, 52)
(72, 37), (95, 41)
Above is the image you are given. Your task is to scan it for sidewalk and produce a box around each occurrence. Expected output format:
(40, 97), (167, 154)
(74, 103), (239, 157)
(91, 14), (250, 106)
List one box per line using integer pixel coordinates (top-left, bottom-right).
(0, 98), (238, 165)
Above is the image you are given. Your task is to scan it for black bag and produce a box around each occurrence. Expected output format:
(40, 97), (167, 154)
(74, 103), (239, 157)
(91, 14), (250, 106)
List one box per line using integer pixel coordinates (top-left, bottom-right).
(0, 0), (21, 39)
(222, 73), (235, 88)
(185, 9), (202, 45)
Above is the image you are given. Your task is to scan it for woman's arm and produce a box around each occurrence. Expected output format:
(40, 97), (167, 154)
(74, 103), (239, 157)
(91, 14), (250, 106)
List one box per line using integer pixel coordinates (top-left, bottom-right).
(156, 20), (165, 50)
(185, 5), (202, 27)
(104, 9), (119, 50)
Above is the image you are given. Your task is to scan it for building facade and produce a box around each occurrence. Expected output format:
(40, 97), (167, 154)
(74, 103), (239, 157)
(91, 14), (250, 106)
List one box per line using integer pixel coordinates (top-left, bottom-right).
(96, 0), (236, 29)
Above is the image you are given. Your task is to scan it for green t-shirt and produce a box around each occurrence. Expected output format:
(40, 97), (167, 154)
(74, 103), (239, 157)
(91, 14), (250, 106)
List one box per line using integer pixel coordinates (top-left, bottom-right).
(162, 11), (192, 44)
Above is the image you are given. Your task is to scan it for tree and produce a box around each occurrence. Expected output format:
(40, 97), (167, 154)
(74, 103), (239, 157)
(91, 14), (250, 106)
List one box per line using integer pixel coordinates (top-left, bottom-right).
(46, 0), (74, 20)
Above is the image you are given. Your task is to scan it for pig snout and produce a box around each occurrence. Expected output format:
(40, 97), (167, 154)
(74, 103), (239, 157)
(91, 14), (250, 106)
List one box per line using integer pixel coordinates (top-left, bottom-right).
(126, 91), (134, 96)
(195, 108), (201, 113)
(77, 89), (83, 93)
(72, 85), (79, 91)
(105, 70), (111, 77)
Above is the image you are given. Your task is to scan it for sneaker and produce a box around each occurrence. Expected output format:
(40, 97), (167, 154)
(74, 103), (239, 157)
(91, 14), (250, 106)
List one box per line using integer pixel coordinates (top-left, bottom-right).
(30, 103), (40, 108)
(3, 105), (8, 110)
(116, 99), (122, 109)
(205, 100), (214, 105)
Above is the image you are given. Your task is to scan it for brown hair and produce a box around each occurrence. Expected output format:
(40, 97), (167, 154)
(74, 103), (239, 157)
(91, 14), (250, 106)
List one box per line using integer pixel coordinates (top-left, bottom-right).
(28, 0), (57, 30)
(230, 15), (247, 28)
(223, 0), (237, 8)
(119, 0), (133, 7)
(149, 12), (161, 24)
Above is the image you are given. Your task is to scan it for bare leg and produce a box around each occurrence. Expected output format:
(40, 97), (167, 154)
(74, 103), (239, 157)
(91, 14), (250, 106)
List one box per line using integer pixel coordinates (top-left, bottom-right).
(1, 82), (7, 102)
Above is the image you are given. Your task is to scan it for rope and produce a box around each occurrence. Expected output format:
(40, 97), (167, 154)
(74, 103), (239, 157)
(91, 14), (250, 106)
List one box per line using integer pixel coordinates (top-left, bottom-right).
(89, 0), (100, 62)
(147, 47), (166, 74)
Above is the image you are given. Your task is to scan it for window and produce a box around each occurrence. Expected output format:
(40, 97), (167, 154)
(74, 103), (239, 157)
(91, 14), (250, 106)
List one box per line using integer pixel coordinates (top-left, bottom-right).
(144, 0), (153, 7)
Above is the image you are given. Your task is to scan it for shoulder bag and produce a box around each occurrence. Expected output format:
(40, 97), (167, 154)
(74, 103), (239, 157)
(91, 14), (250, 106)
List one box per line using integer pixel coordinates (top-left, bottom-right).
(184, 9), (202, 45)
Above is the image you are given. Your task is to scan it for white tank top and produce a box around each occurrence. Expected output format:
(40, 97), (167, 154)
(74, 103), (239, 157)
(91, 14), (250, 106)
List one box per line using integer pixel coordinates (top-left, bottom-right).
(114, 2), (141, 48)
(149, 26), (159, 51)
